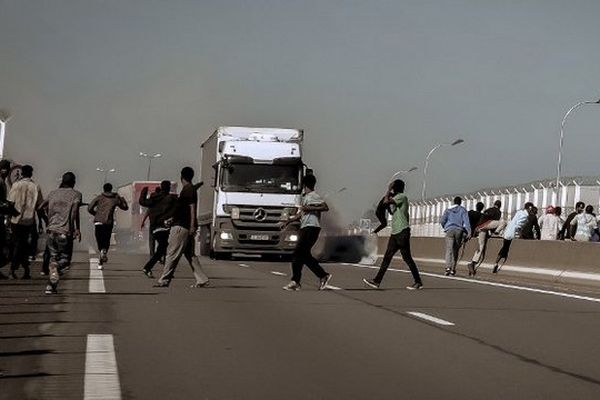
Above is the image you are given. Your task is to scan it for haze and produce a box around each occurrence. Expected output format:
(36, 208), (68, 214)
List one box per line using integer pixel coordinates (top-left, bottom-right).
(1, 0), (599, 223)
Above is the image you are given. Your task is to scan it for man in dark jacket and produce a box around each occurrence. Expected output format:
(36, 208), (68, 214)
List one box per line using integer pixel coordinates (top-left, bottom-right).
(468, 202), (485, 236)
(88, 183), (128, 268)
(520, 206), (541, 240)
(139, 180), (177, 278)
(558, 201), (585, 240)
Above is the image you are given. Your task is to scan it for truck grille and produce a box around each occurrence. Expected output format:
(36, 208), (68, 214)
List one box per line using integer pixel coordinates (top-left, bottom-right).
(233, 206), (286, 230)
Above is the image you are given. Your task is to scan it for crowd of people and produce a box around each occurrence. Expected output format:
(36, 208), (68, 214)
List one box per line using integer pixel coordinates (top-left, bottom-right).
(440, 197), (600, 277)
(2, 157), (599, 295)
(0, 160), (213, 295)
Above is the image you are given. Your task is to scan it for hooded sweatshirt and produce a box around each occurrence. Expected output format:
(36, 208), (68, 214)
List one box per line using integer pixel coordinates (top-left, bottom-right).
(440, 205), (471, 237)
(571, 213), (597, 241)
(88, 192), (128, 225)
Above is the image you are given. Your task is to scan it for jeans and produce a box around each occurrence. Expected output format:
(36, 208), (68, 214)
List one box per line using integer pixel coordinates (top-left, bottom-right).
(157, 226), (209, 286)
(95, 223), (113, 253)
(143, 230), (169, 272)
(47, 231), (71, 289)
(445, 229), (465, 271)
(291, 227), (328, 284)
(374, 228), (422, 285)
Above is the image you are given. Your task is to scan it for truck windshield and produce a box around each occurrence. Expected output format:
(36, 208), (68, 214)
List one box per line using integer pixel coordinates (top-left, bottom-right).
(221, 163), (302, 194)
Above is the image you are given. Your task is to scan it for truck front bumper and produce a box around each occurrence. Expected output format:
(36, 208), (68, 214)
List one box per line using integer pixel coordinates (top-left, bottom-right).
(213, 218), (299, 254)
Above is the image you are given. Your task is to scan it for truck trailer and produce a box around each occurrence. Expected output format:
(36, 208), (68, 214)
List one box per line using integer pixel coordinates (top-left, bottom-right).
(198, 126), (308, 258)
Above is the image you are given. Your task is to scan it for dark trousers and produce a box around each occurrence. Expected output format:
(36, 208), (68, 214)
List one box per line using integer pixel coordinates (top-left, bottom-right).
(374, 228), (422, 285)
(291, 227), (328, 284)
(143, 230), (169, 272)
(10, 224), (33, 275)
(95, 224), (113, 252)
(148, 228), (156, 257)
(0, 221), (7, 269)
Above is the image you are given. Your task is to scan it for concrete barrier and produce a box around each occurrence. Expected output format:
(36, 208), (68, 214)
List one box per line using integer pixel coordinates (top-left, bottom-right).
(376, 235), (600, 287)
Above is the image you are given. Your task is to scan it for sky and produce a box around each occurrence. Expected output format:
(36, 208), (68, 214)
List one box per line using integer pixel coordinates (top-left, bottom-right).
(1, 0), (599, 223)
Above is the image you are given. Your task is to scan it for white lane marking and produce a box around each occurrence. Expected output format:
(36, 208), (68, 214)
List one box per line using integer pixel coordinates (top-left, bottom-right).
(376, 255), (600, 283)
(325, 285), (342, 290)
(271, 271), (287, 276)
(408, 312), (455, 326)
(89, 258), (106, 293)
(88, 246), (97, 255)
(238, 263), (250, 268)
(84, 334), (121, 400)
(344, 263), (600, 304)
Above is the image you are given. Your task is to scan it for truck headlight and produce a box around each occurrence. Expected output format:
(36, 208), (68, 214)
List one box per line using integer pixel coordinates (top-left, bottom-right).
(285, 234), (298, 242)
(231, 207), (240, 220)
(220, 232), (233, 241)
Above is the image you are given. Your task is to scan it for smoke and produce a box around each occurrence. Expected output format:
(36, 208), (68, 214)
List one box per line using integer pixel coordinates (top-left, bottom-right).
(315, 202), (373, 263)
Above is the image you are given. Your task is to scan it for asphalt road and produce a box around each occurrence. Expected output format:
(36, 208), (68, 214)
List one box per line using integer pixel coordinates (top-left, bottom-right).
(3, 250), (600, 399)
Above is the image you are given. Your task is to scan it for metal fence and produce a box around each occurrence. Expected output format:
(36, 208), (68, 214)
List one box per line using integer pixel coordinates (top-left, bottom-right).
(403, 177), (600, 238)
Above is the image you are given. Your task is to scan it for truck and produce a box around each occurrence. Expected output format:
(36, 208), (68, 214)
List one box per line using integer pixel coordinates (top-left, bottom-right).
(198, 126), (308, 258)
(115, 181), (177, 250)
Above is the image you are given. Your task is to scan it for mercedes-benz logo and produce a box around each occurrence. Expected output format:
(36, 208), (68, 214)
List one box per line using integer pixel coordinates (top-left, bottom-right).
(253, 208), (267, 222)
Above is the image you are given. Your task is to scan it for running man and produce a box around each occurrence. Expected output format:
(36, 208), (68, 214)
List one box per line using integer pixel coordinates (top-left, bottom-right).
(88, 183), (128, 268)
(154, 167), (209, 288)
(139, 180), (177, 278)
(282, 174), (332, 291)
(39, 172), (82, 294)
(363, 179), (423, 290)
(8, 165), (44, 279)
(467, 200), (504, 275)
(492, 202), (534, 274)
(440, 196), (471, 276)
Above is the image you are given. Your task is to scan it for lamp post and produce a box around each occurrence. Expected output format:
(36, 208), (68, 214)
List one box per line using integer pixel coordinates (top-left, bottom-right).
(421, 139), (464, 201)
(96, 167), (117, 184)
(139, 152), (162, 180)
(554, 99), (600, 202)
(0, 109), (12, 160)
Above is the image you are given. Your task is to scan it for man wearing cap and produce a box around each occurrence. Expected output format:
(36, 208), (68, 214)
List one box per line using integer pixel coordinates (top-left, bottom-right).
(538, 205), (562, 241)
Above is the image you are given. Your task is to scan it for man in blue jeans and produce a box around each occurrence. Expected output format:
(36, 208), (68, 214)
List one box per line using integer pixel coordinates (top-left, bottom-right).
(39, 172), (82, 295)
(440, 196), (471, 276)
(363, 179), (423, 290)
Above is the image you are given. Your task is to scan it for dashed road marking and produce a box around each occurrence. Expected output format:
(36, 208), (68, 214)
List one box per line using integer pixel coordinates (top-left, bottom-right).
(84, 334), (121, 400)
(89, 258), (105, 293)
(407, 312), (455, 326)
(325, 285), (342, 290)
(238, 263), (250, 268)
(270, 271), (287, 276)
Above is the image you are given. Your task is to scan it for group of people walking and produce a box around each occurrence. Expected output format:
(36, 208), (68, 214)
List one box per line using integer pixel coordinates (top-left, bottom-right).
(440, 196), (600, 277)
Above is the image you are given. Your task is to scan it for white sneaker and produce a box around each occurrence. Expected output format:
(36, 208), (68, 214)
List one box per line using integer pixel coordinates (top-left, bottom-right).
(282, 281), (301, 291)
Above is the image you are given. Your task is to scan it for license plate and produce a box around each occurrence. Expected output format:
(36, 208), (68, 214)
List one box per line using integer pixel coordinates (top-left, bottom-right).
(250, 234), (270, 241)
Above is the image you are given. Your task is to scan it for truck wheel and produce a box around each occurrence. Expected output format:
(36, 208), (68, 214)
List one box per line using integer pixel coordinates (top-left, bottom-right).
(199, 226), (211, 256)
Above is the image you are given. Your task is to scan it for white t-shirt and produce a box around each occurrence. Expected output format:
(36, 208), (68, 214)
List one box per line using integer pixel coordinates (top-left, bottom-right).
(300, 191), (324, 228)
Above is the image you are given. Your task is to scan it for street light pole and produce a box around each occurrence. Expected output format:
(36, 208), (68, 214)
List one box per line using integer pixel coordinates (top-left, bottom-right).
(139, 152), (162, 180)
(555, 99), (600, 201)
(421, 139), (464, 201)
(0, 110), (12, 160)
